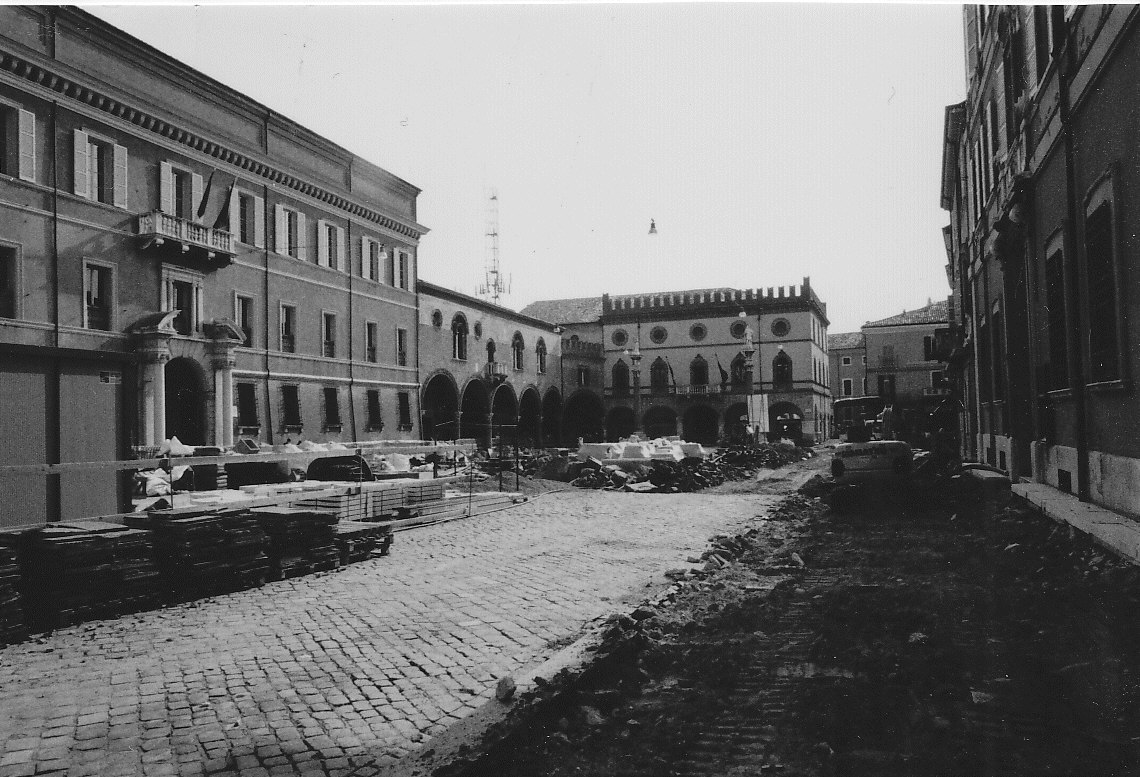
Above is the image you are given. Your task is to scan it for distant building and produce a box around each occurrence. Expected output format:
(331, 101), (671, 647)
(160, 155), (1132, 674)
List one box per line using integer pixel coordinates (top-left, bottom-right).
(827, 331), (866, 402)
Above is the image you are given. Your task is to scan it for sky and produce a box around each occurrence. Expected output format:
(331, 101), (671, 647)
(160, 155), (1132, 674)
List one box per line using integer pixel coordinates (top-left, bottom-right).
(89, 3), (966, 334)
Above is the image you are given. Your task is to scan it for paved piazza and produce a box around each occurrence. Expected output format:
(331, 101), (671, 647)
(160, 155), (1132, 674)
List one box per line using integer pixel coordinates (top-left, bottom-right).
(0, 489), (779, 777)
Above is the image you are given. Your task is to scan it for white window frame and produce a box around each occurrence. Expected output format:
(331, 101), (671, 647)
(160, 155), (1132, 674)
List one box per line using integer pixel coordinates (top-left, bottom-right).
(321, 310), (337, 359)
(396, 249), (412, 290)
(234, 292), (254, 347)
(161, 266), (205, 335)
(842, 378), (853, 397)
(274, 204), (306, 260)
(361, 236), (385, 282)
(159, 160), (203, 221)
(82, 258), (116, 330)
(316, 219), (346, 271)
(0, 100), (36, 182)
(73, 128), (127, 208)
(230, 187), (265, 247)
(396, 327), (409, 367)
(365, 320), (379, 363)
(279, 302), (298, 353)
(841, 356), (851, 366)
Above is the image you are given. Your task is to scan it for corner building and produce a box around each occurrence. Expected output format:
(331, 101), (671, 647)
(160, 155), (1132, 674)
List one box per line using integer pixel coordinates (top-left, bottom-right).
(0, 7), (427, 526)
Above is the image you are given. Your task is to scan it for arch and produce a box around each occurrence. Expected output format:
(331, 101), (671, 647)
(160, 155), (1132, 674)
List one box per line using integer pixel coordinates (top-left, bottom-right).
(562, 390), (605, 444)
(649, 357), (670, 393)
(611, 359), (631, 396)
(511, 331), (525, 371)
(723, 402), (750, 442)
(642, 405), (678, 439)
(606, 406), (636, 441)
(460, 378), (491, 448)
(486, 338), (496, 363)
(730, 353), (749, 387)
(451, 313), (468, 360)
(772, 350), (793, 389)
(683, 404), (719, 446)
(541, 388), (563, 447)
(421, 371), (460, 441)
(518, 386), (542, 449)
(535, 337), (548, 374)
(490, 382), (518, 448)
(164, 357), (207, 445)
(689, 355), (709, 386)
(768, 400), (804, 442)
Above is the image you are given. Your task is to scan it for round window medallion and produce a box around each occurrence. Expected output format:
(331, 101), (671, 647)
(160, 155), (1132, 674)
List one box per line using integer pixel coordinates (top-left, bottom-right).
(612, 329), (628, 347)
(650, 326), (668, 344)
(689, 323), (707, 342)
(771, 318), (790, 337)
(730, 320), (747, 339)
(431, 310), (443, 328)
(473, 321), (483, 339)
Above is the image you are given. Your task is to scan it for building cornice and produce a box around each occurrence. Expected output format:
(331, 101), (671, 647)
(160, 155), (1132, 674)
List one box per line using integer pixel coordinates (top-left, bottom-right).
(418, 281), (559, 332)
(0, 45), (429, 241)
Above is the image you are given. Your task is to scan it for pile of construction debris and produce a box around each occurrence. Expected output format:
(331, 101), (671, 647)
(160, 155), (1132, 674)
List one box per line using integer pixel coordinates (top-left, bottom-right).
(569, 442), (813, 493)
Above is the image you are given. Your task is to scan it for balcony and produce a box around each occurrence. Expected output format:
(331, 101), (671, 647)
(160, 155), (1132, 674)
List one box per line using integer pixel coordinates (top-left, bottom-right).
(136, 210), (235, 267)
(484, 361), (508, 381)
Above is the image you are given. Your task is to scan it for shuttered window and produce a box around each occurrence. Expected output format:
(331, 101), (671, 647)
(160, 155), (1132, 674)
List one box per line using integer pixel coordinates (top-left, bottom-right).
(366, 390), (383, 432)
(1085, 203), (1120, 383)
(397, 392), (412, 431)
(74, 129), (127, 208)
(1045, 249), (1068, 390)
(281, 385), (302, 429)
(0, 105), (35, 182)
(236, 383), (259, 428)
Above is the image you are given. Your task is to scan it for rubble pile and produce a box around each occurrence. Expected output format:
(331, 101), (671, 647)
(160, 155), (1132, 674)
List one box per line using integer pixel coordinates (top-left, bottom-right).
(0, 535), (24, 645)
(250, 506), (340, 579)
(570, 442), (814, 493)
(334, 521), (393, 564)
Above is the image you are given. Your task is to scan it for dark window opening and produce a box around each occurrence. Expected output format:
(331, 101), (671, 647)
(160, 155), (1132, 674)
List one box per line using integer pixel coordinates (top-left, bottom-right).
(397, 392), (412, 431)
(85, 264), (112, 331)
(236, 383), (258, 428)
(323, 387), (341, 430)
(281, 305), (296, 353)
(577, 366), (590, 387)
(451, 314), (468, 360)
(281, 385), (302, 430)
(772, 351), (793, 389)
(366, 389), (383, 431)
(322, 312), (336, 358)
(689, 356), (709, 386)
(1085, 203), (1119, 383)
(366, 322), (378, 363)
(236, 296), (253, 346)
(171, 280), (193, 335)
(397, 328), (408, 366)
(0, 246), (15, 319)
(877, 374), (897, 401)
(1045, 249), (1067, 390)
(612, 361), (630, 396)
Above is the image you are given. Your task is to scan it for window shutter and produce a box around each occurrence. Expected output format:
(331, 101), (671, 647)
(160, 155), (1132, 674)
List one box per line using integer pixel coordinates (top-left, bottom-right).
(385, 248), (395, 285)
(73, 129), (90, 197)
(253, 196), (265, 247)
(191, 172), (204, 222)
(228, 187), (241, 237)
(112, 144), (128, 209)
(274, 204), (286, 254)
(159, 161), (173, 213)
(360, 238), (372, 280)
(17, 109), (35, 182)
(296, 212), (307, 260)
(316, 219), (329, 267)
(335, 226), (346, 273)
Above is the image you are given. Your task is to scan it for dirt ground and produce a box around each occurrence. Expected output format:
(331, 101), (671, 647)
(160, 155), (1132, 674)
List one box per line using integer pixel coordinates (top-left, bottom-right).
(453, 468), (1140, 777)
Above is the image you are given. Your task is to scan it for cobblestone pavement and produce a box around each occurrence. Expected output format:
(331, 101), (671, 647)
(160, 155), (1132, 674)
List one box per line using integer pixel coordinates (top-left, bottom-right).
(0, 489), (779, 777)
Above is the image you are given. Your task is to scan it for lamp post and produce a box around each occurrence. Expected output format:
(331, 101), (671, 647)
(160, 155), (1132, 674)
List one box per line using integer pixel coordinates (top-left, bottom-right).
(623, 335), (643, 439)
(739, 311), (757, 441)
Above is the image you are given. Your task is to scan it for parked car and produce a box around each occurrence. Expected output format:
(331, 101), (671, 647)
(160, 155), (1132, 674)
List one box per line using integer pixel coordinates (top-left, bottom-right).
(830, 439), (913, 481)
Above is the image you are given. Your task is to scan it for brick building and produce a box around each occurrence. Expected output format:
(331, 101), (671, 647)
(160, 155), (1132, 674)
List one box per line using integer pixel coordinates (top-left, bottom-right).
(827, 331), (866, 402)
(0, 7), (426, 526)
(941, 6), (1140, 515)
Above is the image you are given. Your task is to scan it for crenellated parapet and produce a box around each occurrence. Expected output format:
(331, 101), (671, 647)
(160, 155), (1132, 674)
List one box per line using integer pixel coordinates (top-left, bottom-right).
(602, 277), (827, 322)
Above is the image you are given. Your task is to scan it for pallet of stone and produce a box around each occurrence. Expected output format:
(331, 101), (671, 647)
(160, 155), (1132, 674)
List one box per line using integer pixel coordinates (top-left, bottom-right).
(21, 526), (119, 629)
(294, 490), (370, 522)
(404, 481), (445, 505)
(361, 483), (407, 517)
(334, 521), (393, 564)
(248, 507), (339, 580)
(0, 534), (25, 645)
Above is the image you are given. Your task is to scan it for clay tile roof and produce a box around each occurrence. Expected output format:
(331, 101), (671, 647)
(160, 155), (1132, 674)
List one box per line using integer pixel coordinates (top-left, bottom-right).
(827, 332), (865, 350)
(864, 298), (950, 328)
(519, 296), (603, 325)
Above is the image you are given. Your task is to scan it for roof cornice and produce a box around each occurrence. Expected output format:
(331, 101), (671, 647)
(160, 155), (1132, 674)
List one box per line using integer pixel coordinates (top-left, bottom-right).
(418, 281), (558, 331)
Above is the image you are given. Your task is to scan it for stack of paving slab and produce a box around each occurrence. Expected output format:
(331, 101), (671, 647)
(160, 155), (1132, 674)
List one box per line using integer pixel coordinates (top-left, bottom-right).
(295, 488), (372, 522)
(404, 481), (446, 505)
(0, 533), (25, 644)
(21, 520), (162, 629)
(248, 506), (340, 579)
(333, 521), (393, 565)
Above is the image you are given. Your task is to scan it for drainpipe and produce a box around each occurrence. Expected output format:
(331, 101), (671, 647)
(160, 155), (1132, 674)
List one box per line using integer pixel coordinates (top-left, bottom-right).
(261, 186), (273, 444)
(345, 221), (356, 441)
(1057, 29), (1090, 501)
(48, 98), (62, 521)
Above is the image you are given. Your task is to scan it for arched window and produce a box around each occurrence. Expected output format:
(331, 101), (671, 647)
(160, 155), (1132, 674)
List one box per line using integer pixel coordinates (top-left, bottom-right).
(650, 357), (670, 392)
(536, 338), (547, 374)
(451, 314), (468, 360)
(486, 338), (496, 363)
(773, 351), (793, 389)
(730, 354), (749, 386)
(511, 332), (525, 370)
(612, 360), (630, 396)
(689, 355), (709, 386)
(431, 309), (443, 328)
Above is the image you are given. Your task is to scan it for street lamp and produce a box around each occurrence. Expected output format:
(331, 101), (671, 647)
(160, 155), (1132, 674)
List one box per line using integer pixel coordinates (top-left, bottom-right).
(739, 311), (757, 441)
(623, 335), (643, 439)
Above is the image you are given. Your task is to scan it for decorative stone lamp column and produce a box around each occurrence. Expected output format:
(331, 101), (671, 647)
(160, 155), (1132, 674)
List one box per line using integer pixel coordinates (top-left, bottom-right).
(129, 312), (179, 447)
(206, 319), (246, 449)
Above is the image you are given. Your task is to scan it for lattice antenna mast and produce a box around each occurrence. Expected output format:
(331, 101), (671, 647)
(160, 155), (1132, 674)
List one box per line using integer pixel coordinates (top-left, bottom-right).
(478, 189), (510, 304)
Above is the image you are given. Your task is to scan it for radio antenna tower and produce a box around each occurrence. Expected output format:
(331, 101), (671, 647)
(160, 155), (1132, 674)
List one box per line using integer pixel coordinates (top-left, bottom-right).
(478, 189), (510, 304)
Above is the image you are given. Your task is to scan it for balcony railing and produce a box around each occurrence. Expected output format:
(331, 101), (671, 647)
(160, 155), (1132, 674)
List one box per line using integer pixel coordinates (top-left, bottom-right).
(137, 210), (235, 265)
(484, 361), (508, 380)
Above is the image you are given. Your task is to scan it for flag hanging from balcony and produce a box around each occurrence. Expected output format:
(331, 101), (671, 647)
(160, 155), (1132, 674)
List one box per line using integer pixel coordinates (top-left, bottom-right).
(214, 180), (236, 231)
(665, 357), (677, 389)
(716, 355), (729, 387)
(196, 169), (217, 220)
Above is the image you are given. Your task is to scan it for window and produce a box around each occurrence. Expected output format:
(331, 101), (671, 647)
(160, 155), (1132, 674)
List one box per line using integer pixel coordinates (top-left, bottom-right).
(862, 355), (867, 365)
(235, 294), (254, 346)
(231, 190), (264, 246)
(236, 383), (259, 429)
(486, 339), (496, 363)
(73, 129), (127, 207)
(83, 261), (113, 331)
(923, 336), (934, 361)
(160, 161), (201, 220)
(451, 314), (468, 360)
(772, 351), (793, 389)
(880, 345), (896, 368)
(431, 310), (443, 328)
(281, 384), (302, 431)
(612, 361), (630, 396)
(536, 338), (547, 374)
(689, 356), (709, 386)
(274, 204), (305, 259)
(366, 322), (378, 363)
(842, 378), (853, 397)
(511, 332), (525, 370)
(649, 326), (668, 344)
(280, 304), (296, 353)
(841, 356), (852, 366)
(322, 312), (337, 358)
(730, 320), (747, 339)
(689, 323), (707, 342)
(730, 354), (749, 386)
(878, 374), (897, 401)
(771, 318), (790, 337)
(0, 103), (35, 182)
(396, 328), (408, 366)
(361, 237), (384, 281)
(650, 358), (670, 392)
(323, 387), (342, 431)
(317, 220), (345, 271)
(612, 329), (628, 347)
(396, 250), (412, 290)
(366, 389), (383, 431)
(577, 366), (590, 387)
(0, 245), (17, 319)
(474, 321), (483, 339)
(397, 392), (413, 431)
(1085, 201), (1120, 383)
(1045, 247), (1068, 390)
(162, 269), (203, 335)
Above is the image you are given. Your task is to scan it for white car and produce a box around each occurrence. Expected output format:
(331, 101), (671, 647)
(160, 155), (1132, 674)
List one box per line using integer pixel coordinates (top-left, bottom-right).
(830, 440), (913, 480)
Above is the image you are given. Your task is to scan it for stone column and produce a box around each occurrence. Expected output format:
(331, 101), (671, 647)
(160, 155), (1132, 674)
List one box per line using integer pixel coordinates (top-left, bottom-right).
(485, 412), (495, 450)
(211, 346), (238, 449)
(154, 356), (167, 445)
(455, 410), (463, 441)
(137, 342), (171, 447)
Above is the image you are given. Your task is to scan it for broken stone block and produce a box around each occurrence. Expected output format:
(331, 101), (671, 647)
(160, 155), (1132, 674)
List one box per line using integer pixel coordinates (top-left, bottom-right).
(495, 676), (517, 702)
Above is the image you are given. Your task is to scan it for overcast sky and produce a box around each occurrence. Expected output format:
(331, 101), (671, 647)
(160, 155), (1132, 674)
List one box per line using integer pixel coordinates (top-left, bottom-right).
(90, 3), (966, 334)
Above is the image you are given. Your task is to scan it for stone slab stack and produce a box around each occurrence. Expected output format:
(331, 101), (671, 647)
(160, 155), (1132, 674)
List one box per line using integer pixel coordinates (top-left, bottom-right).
(333, 521), (393, 565)
(249, 507), (340, 579)
(0, 533), (25, 645)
